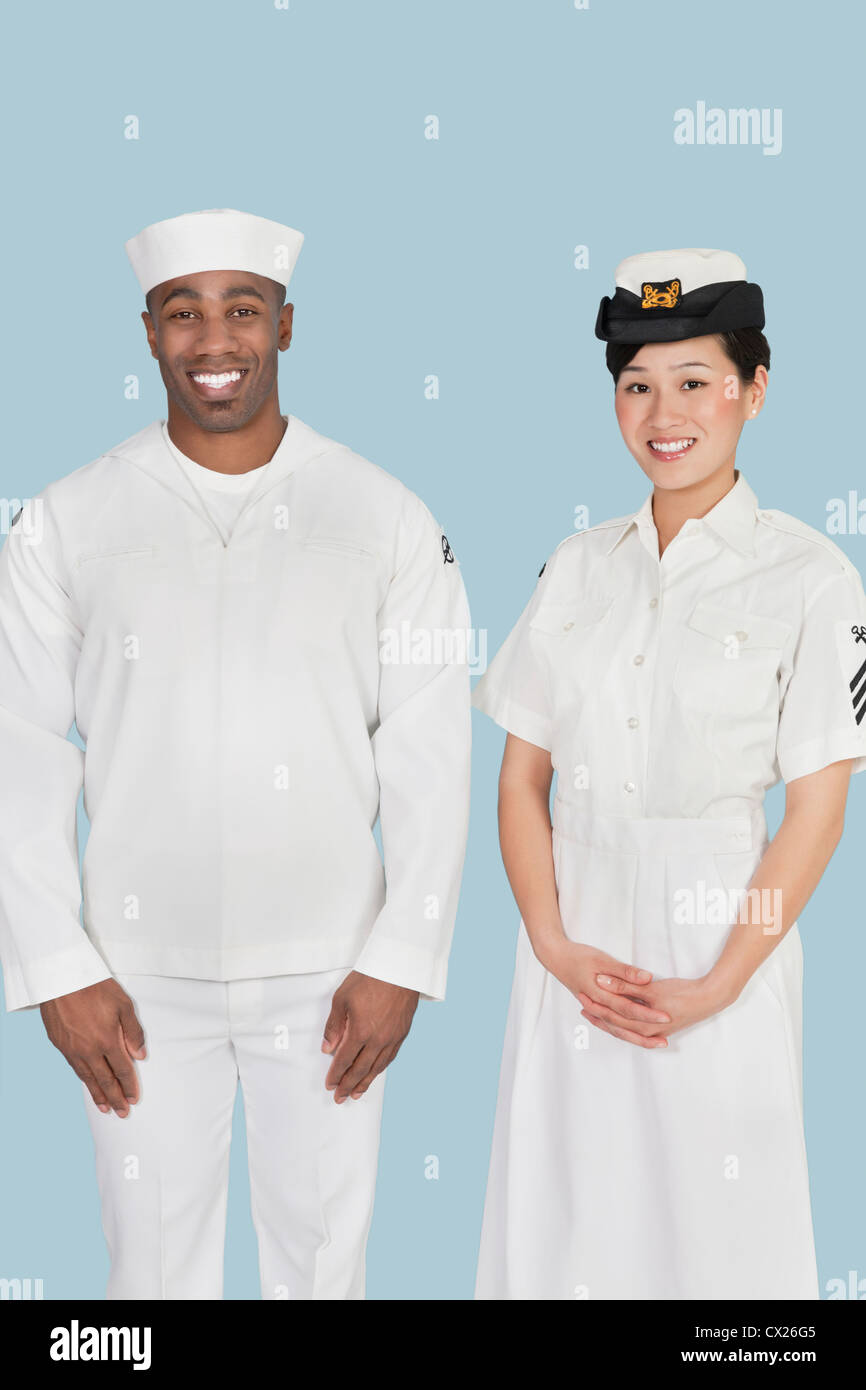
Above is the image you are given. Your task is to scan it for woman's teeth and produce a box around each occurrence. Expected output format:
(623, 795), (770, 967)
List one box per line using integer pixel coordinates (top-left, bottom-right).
(649, 438), (696, 454)
(190, 370), (246, 389)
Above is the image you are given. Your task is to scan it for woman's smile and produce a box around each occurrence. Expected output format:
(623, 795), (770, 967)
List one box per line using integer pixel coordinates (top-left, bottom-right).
(647, 436), (697, 459)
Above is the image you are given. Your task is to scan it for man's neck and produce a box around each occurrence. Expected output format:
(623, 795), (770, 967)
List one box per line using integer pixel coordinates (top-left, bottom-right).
(165, 401), (288, 476)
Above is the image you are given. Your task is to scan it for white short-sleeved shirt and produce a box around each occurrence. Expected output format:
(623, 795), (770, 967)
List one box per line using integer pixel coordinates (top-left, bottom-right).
(472, 472), (866, 819)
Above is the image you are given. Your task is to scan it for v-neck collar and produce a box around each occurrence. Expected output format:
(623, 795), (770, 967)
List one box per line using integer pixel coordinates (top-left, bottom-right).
(105, 413), (335, 548)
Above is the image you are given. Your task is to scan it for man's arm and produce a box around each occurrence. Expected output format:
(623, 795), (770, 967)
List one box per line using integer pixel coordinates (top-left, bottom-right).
(322, 493), (472, 1101)
(0, 496), (144, 1116)
(0, 497), (113, 1008)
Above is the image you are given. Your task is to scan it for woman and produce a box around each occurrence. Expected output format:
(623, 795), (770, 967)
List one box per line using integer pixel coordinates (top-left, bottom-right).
(471, 248), (866, 1300)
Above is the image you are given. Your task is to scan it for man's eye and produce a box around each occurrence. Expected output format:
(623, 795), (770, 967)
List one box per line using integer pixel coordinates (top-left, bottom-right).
(172, 310), (196, 319)
(231, 307), (257, 317)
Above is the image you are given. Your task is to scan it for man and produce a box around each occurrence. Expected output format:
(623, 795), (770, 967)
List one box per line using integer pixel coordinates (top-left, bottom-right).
(0, 208), (472, 1299)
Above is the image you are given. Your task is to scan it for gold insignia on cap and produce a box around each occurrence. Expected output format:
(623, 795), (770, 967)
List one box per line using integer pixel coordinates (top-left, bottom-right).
(641, 279), (680, 309)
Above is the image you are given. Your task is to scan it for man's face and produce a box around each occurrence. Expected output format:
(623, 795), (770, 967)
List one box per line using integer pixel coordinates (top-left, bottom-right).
(142, 269), (293, 431)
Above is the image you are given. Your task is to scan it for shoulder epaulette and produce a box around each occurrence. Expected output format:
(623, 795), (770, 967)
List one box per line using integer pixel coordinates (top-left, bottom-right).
(756, 508), (854, 574)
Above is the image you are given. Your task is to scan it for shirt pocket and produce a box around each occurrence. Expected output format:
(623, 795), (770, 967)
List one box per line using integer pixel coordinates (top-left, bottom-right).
(528, 597), (614, 638)
(72, 545), (176, 658)
(674, 601), (792, 716)
(528, 597), (615, 713)
(282, 536), (380, 654)
(300, 535), (376, 560)
(74, 545), (157, 567)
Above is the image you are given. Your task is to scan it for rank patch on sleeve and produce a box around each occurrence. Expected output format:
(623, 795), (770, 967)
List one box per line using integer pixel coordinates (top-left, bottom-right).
(641, 278), (681, 309)
(441, 534), (455, 564)
(851, 624), (866, 725)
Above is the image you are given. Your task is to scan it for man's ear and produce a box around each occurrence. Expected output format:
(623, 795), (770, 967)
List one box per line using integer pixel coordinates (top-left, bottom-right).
(278, 302), (294, 351)
(141, 309), (159, 360)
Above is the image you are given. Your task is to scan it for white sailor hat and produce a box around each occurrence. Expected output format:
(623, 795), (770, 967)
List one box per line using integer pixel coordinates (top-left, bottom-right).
(125, 208), (304, 298)
(595, 248), (764, 343)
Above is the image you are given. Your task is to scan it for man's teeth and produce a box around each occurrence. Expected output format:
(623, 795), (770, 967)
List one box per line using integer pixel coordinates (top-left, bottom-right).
(191, 370), (245, 387)
(649, 438), (696, 453)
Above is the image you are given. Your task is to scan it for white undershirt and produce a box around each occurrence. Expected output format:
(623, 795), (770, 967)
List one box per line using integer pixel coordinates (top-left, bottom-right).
(161, 420), (278, 541)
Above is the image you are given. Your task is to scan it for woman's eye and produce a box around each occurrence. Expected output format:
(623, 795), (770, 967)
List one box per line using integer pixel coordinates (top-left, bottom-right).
(625, 382), (649, 393)
(682, 379), (707, 390)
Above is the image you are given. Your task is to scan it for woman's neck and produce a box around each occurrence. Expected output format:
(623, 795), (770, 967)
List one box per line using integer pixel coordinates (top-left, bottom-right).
(652, 463), (738, 558)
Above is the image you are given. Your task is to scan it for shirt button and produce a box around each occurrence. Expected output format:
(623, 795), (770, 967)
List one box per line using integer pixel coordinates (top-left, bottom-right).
(627, 716), (639, 729)
(648, 597), (658, 609)
(563, 621), (574, 631)
(735, 630), (748, 642)
(633, 654), (645, 666)
(623, 781), (636, 794)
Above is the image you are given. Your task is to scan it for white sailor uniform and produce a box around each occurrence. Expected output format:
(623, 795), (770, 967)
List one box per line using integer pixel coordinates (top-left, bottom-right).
(471, 472), (866, 1300)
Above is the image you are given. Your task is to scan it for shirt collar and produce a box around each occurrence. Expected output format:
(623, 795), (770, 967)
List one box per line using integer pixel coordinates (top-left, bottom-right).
(603, 470), (760, 557)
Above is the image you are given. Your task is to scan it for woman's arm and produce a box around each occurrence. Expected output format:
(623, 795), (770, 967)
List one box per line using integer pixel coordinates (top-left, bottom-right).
(704, 758), (852, 1002)
(579, 759), (854, 1042)
(497, 733), (670, 1045)
(496, 732), (561, 966)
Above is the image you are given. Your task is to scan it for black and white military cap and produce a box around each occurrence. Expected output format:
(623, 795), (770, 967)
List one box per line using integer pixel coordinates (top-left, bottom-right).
(595, 248), (764, 343)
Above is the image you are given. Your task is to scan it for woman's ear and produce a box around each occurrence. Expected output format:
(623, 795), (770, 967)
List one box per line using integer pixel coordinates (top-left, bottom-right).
(748, 365), (769, 418)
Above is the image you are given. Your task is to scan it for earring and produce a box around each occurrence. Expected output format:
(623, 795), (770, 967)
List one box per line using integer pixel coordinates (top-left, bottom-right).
(750, 408), (756, 416)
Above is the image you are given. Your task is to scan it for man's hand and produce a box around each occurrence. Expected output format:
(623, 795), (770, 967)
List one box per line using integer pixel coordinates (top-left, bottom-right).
(40, 978), (147, 1117)
(321, 971), (419, 1103)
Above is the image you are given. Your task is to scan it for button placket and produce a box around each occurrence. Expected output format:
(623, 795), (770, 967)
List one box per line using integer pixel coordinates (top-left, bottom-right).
(619, 602), (659, 808)
(622, 579), (665, 808)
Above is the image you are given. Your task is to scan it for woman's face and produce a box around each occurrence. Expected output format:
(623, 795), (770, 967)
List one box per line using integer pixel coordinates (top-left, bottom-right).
(613, 334), (767, 492)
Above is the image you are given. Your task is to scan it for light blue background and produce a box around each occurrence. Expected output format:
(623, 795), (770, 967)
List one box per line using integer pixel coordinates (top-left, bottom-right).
(1, 0), (863, 1300)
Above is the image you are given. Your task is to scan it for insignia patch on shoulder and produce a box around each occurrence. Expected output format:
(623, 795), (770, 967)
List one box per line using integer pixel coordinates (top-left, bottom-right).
(538, 562), (546, 577)
(10, 506), (23, 529)
(441, 534), (454, 564)
(641, 278), (681, 309)
(851, 624), (866, 725)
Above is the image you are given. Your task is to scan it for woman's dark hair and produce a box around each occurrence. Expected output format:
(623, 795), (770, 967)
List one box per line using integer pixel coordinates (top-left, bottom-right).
(605, 328), (770, 385)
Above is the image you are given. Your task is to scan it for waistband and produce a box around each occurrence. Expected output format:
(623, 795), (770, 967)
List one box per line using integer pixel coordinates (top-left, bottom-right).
(551, 796), (767, 855)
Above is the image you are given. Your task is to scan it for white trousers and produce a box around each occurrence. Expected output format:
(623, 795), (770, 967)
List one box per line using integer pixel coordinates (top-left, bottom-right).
(82, 968), (386, 1300)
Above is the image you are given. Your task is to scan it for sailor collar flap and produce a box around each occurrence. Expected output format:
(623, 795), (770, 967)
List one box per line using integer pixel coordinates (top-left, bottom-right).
(104, 415), (335, 516)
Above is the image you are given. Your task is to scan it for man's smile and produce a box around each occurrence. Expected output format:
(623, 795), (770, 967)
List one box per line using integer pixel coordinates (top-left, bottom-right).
(186, 367), (249, 399)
